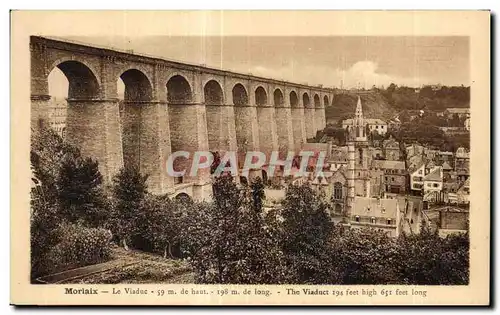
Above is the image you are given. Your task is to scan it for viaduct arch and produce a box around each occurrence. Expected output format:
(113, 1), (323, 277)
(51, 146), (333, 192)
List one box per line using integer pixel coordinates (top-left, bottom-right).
(31, 36), (331, 201)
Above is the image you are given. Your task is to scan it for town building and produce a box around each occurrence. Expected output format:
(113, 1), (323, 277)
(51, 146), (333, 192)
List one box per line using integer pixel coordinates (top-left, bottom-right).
(342, 118), (388, 135)
(387, 117), (402, 130)
(370, 147), (384, 160)
(444, 108), (470, 119)
(406, 143), (425, 158)
(454, 147), (470, 181)
(343, 97), (403, 237)
(409, 162), (425, 193)
(438, 126), (470, 137)
(423, 166), (444, 201)
(425, 205), (469, 237)
(47, 97), (67, 138)
(328, 145), (348, 172)
(382, 136), (401, 161)
(371, 160), (407, 194)
(350, 196), (401, 237)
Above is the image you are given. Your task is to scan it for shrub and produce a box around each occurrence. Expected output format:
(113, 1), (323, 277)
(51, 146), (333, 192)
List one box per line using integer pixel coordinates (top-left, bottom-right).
(133, 194), (184, 258)
(110, 166), (148, 249)
(180, 176), (288, 284)
(47, 223), (112, 272)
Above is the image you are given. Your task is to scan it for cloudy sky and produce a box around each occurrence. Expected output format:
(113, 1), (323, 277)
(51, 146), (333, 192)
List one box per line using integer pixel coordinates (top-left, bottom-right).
(49, 36), (469, 97)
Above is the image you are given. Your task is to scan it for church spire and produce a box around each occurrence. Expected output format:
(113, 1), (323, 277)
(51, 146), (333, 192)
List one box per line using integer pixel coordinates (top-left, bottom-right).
(355, 96), (363, 121)
(351, 96), (367, 141)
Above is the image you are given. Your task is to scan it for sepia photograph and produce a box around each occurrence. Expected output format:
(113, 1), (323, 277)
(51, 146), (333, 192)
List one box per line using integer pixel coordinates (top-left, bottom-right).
(10, 10), (490, 305)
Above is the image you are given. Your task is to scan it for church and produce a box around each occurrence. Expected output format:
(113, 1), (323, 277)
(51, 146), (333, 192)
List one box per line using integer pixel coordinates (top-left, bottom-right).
(325, 97), (401, 236)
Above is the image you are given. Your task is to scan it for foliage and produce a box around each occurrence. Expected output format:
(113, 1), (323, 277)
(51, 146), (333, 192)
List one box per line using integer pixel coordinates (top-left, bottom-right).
(250, 177), (265, 213)
(326, 85), (469, 123)
(30, 199), (62, 278)
(57, 154), (109, 227)
(180, 175), (287, 284)
(280, 183), (334, 284)
(110, 166), (148, 247)
(135, 194), (184, 258)
(395, 116), (470, 151)
(30, 125), (109, 278)
(381, 84), (470, 111)
(47, 223), (112, 272)
(330, 227), (400, 284)
(396, 227), (469, 285)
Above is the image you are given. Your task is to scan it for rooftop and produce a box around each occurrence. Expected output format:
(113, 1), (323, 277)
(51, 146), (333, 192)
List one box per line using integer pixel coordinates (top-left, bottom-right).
(371, 160), (406, 171)
(352, 196), (399, 219)
(342, 118), (387, 125)
(424, 167), (442, 182)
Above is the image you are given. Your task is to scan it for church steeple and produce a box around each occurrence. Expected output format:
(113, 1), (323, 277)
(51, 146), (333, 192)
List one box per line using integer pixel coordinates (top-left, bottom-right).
(352, 96), (367, 142)
(355, 96), (364, 122)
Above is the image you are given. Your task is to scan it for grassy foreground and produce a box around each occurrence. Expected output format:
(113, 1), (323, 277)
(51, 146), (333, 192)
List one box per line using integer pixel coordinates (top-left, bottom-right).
(60, 246), (195, 284)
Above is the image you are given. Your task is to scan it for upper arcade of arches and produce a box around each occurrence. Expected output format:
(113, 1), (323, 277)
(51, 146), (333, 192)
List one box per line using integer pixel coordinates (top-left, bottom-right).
(51, 60), (100, 100)
(32, 36), (338, 103)
(314, 94), (321, 108)
(255, 86), (268, 106)
(273, 88), (284, 107)
(303, 92), (311, 108)
(289, 91), (299, 108)
(166, 75), (192, 103)
(232, 83), (249, 106)
(204, 80), (224, 105)
(323, 95), (329, 108)
(119, 69), (153, 102)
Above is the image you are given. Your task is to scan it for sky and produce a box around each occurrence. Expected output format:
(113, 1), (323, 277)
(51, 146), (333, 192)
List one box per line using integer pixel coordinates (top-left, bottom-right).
(48, 36), (469, 98)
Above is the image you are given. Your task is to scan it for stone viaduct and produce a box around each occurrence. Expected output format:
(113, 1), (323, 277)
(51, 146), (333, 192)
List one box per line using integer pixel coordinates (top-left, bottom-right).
(30, 36), (331, 200)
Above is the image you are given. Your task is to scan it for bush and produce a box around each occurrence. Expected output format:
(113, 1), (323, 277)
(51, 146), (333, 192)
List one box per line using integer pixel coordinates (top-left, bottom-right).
(109, 166), (148, 249)
(46, 223), (112, 273)
(133, 194), (184, 258)
(180, 176), (288, 284)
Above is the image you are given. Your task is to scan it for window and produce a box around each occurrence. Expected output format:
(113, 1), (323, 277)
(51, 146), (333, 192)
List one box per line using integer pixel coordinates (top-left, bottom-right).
(391, 177), (394, 182)
(174, 176), (183, 185)
(381, 126), (385, 129)
(387, 219), (392, 225)
(355, 216), (360, 222)
(427, 183), (432, 187)
(370, 217), (376, 224)
(333, 182), (343, 200)
(433, 183), (439, 188)
(376, 125), (379, 129)
(418, 170), (423, 175)
(335, 204), (342, 213)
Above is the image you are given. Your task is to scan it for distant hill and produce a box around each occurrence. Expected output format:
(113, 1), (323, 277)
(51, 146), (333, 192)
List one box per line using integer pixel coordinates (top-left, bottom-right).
(326, 85), (470, 125)
(325, 92), (397, 125)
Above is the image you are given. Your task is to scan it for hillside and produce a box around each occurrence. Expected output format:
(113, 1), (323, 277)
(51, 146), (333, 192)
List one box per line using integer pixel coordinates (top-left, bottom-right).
(326, 85), (470, 125)
(325, 92), (397, 124)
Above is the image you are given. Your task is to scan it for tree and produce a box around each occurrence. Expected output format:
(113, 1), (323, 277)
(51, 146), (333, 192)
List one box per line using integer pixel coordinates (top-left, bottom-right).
(250, 177), (265, 213)
(57, 154), (108, 227)
(110, 166), (148, 250)
(396, 227), (469, 285)
(387, 83), (398, 94)
(30, 125), (111, 277)
(330, 227), (400, 284)
(137, 194), (183, 258)
(280, 183), (334, 284)
(182, 175), (287, 284)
